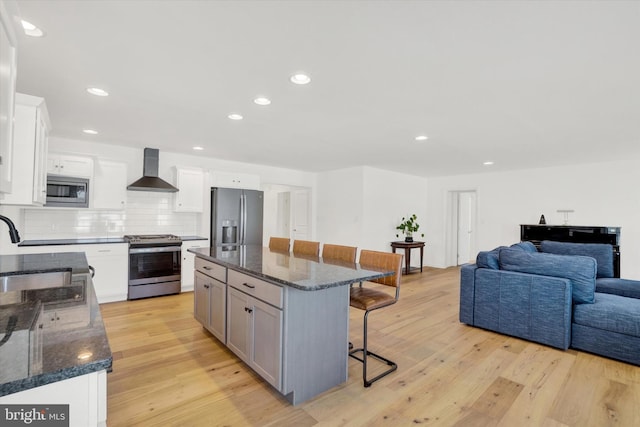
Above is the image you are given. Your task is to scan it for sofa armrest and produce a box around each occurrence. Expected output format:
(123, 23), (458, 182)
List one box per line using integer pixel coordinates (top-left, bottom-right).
(469, 268), (573, 350)
(459, 264), (478, 324)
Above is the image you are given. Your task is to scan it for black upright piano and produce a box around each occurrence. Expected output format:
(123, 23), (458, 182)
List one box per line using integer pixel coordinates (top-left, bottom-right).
(520, 224), (621, 278)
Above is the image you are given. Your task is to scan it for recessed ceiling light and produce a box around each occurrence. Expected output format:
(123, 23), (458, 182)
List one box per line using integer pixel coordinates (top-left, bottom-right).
(83, 129), (98, 135)
(21, 20), (44, 37)
(228, 113), (243, 120)
(254, 97), (271, 106)
(87, 87), (109, 97)
(483, 161), (494, 166)
(415, 135), (429, 141)
(193, 146), (204, 151)
(290, 73), (311, 85)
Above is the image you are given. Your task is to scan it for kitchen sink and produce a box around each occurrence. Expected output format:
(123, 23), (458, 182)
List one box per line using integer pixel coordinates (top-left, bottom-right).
(0, 270), (72, 293)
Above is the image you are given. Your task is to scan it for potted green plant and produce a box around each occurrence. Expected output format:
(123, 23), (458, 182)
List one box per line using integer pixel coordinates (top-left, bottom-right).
(396, 214), (424, 242)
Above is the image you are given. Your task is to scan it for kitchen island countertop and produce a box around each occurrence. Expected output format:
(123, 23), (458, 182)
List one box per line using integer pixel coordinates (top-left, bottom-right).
(189, 245), (392, 291)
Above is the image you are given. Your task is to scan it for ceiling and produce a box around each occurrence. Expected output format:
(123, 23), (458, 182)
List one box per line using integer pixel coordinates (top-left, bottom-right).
(12, 0), (640, 177)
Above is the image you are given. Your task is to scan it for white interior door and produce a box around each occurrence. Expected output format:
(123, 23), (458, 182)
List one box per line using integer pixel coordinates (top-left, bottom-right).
(291, 189), (310, 240)
(276, 192), (290, 237)
(457, 191), (476, 265)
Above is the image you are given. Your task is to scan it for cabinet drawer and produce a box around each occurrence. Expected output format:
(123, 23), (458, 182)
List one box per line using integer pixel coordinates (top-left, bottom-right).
(195, 257), (226, 282)
(228, 270), (283, 309)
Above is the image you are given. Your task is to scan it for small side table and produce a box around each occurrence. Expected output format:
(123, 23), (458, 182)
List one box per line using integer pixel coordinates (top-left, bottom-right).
(391, 241), (425, 274)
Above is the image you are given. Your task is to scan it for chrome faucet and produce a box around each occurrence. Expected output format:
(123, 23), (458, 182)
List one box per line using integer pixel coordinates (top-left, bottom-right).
(0, 215), (21, 243)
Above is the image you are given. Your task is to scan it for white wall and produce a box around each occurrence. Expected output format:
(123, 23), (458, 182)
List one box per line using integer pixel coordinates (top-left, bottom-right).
(317, 166), (428, 264)
(317, 167), (365, 247)
(425, 159), (640, 279)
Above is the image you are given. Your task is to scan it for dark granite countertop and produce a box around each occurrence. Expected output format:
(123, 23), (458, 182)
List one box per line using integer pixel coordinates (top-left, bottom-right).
(0, 253), (112, 396)
(181, 236), (208, 241)
(0, 252), (91, 276)
(18, 235), (208, 246)
(18, 238), (127, 247)
(189, 245), (393, 291)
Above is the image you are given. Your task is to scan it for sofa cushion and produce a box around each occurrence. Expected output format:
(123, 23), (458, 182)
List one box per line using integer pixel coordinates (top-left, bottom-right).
(510, 241), (538, 253)
(476, 242), (537, 269)
(499, 248), (596, 304)
(540, 240), (614, 278)
(573, 293), (640, 337)
(596, 278), (640, 300)
(476, 246), (507, 269)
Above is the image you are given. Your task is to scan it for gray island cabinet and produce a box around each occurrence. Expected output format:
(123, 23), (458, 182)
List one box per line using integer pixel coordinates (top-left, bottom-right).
(190, 245), (392, 405)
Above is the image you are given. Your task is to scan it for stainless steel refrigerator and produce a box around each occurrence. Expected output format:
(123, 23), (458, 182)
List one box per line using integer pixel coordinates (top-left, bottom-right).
(210, 187), (264, 246)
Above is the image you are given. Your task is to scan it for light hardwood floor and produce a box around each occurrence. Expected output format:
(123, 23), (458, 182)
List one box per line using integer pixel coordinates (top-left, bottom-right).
(101, 267), (640, 426)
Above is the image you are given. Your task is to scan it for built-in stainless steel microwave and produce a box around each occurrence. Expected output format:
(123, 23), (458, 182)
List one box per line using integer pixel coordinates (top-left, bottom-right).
(45, 175), (90, 208)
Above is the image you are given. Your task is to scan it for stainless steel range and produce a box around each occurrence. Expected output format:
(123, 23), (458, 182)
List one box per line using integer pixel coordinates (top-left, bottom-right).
(124, 234), (182, 300)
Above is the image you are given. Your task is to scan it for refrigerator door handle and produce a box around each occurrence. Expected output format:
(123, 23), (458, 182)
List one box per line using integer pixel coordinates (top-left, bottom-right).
(243, 193), (248, 243)
(240, 193), (246, 244)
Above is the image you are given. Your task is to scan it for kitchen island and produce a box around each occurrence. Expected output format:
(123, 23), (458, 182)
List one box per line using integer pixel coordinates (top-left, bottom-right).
(189, 245), (392, 405)
(0, 252), (112, 426)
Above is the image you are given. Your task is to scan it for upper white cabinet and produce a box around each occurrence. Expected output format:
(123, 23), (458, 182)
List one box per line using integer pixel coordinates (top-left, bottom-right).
(92, 160), (127, 210)
(1, 93), (50, 206)
(211, 171), (260, 190)
(0, 0), (18, 194)
(174, 166), (204, 212)
(47, 153), (93, 178)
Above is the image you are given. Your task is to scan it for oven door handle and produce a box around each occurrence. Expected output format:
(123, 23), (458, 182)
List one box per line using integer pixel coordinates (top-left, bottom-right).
(129, 246), (182, 254)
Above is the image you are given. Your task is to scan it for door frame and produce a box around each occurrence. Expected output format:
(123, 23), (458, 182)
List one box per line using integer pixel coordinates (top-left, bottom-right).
(445, 189), (478, 267)
(262, 184), (313, 243)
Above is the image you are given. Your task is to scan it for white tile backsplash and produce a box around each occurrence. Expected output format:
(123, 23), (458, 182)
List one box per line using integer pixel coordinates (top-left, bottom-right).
(23, 192), (199, 239)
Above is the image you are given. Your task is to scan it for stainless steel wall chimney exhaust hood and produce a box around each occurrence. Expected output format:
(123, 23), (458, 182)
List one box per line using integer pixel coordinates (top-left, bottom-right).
(127, 148), (179, 192)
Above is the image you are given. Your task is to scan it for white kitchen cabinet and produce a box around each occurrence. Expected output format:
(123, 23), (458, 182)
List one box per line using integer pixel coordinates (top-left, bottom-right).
(181, 239), (208, 291)
(1, 93), (50, 206)
(0, 370), (107, 427)
(18, 243), (129, 303)
(211, 171), (260, 190)
(226, 285), (282, 389)
(83, 244), (129, 303)
(47, 153), (93, 178)
(174, 166), (204, 212)
(92, 160), (127, 209)
(0, 0), (18, 194)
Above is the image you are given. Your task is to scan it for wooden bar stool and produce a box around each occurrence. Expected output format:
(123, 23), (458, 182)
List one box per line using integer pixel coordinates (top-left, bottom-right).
(292, 239), (320, 256)
(349, 249), (403, 387)
(321, 244), (357, 264)
(268, 237), (290, 252)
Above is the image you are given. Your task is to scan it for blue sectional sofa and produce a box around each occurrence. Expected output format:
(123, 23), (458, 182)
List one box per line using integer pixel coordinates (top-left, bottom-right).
(459, 240), (640, 365)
